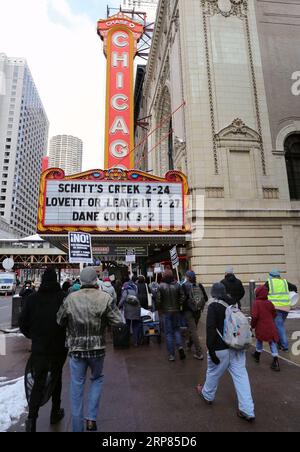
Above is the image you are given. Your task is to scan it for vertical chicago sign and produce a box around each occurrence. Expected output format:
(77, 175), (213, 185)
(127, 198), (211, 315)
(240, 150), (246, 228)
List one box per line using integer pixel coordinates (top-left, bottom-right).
(98, 13), (144, 170)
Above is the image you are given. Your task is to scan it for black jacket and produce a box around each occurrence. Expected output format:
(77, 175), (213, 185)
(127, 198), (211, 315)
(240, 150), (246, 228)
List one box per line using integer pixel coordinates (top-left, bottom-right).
(157, 281), (185, 313)
(19, 287), (35, 299)
(19, 282), (66, 356)
(221, 274), (245, 308)
(137, 282), (149, 309)
(206, 296), (236, 355)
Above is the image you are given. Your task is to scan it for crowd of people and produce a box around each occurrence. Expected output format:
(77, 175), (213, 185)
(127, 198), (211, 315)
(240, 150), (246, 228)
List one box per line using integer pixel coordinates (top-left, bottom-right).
(17, 265), (297, 432)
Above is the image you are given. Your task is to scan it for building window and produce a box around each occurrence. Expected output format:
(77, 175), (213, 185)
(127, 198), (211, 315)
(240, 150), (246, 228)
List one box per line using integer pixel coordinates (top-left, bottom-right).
(285, 134), (300, 200)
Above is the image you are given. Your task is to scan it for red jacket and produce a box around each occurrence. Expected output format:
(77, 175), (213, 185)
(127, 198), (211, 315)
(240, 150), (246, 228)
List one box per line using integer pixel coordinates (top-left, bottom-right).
(251, 285), (279, 343)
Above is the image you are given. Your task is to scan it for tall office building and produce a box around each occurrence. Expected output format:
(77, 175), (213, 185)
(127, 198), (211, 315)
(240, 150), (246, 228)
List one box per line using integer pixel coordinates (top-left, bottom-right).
(0, 53), (49, 237)
(49, 135), (83, 175)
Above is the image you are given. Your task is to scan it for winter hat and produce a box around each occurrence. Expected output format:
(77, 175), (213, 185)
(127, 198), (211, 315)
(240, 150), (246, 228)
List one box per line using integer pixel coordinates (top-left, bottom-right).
(269, 269), (281, 278)
(225, 266), (234, 274)
(41, 268), (57, 284)
(211, 283), (227, 300)
(80, 267), (98, 286)
(186, 271), (196, 280)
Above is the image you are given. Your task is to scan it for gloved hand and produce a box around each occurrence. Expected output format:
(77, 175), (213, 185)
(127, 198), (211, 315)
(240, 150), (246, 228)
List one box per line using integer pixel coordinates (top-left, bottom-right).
(209, 351), (220, 366)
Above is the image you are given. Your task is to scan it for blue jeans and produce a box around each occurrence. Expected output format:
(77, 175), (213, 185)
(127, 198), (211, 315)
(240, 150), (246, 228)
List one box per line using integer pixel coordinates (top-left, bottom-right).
(256, 340), (279, 357)
(69, 356), (105, 432)
(164, 313), (183, 356)
(202, 350), (255, 418)
(275, 311), (289, 350)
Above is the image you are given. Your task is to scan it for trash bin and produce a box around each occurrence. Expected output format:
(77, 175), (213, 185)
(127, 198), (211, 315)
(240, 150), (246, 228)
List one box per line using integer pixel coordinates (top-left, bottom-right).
(11, 295), (23, 328)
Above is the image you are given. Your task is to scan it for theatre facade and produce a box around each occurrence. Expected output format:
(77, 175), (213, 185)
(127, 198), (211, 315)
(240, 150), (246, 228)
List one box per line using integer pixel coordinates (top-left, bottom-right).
(134, 0), (300, 285)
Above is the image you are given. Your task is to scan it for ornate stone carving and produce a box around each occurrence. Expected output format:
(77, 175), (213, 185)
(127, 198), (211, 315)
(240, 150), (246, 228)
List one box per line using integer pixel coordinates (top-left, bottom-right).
(215, 119), (261, 147)
(204, 0), (248, 18)
(263, 188), (279, 200)
(206, 187), (225, 198)
(174, 136), (186, 156)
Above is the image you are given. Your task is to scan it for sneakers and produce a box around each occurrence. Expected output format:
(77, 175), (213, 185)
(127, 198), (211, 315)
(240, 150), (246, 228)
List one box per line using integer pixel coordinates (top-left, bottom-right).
(237, 410), (256, 423)
(252, 351), (261, 364)
(195, 385), (213, 406)
(86, 420), (98, 432)
(168, 355), (176, 362)
(193, 352), (204, 361)
(271, 357), (280, 372)
(50, 408), (65, 425)
(179, 347), (186, 361)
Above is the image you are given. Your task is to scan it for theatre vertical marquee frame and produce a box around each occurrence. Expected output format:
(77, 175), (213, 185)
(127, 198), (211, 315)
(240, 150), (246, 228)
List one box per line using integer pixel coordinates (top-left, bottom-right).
(98, 13), (144, 170)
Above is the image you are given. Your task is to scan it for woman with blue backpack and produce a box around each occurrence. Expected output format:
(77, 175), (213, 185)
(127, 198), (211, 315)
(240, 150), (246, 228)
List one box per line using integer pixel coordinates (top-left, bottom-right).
(196, 283), (255, 422)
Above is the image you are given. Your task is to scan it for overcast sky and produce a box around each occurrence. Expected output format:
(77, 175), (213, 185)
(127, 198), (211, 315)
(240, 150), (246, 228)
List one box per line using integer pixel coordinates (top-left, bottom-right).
(0, 0), (124, 170)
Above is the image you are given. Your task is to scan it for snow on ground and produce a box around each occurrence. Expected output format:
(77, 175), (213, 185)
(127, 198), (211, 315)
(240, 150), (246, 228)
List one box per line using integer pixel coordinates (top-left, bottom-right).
(0, 377), (27, 432)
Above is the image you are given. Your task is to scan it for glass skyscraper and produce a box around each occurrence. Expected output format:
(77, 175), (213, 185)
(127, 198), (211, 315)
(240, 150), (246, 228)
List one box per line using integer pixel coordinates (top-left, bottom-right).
(0, 53), (49, 237)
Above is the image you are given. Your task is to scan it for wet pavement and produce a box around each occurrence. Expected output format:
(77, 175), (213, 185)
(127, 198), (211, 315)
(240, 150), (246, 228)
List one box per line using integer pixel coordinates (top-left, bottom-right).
(1, 316), (300, 433)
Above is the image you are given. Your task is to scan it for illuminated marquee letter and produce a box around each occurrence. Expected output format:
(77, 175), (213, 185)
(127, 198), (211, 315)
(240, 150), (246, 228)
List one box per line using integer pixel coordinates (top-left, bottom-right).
(111, 94), (128, 111)
(116, 73), (124, 89)
(112, 32), (128, 47)
(112, 52), (129, 68)
(98, 14), (144, 169)
(110, 140), (129, 158)
(110, 116), (129, 135)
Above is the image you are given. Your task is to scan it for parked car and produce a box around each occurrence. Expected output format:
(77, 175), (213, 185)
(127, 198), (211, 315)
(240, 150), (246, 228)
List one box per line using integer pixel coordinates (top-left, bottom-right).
(0, 272), (17, 295)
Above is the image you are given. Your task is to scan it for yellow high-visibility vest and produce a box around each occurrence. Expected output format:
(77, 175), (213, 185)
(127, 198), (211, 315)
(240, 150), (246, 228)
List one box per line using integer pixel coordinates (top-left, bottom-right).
(268, 278), (291, 308)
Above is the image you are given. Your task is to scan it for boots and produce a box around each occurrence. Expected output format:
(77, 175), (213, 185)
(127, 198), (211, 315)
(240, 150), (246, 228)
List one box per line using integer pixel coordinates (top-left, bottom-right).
(50, 408), (65, 425)
(271, 357), (280, 372)
(25, 418), (36, 433)
(252, 351), (261, 363)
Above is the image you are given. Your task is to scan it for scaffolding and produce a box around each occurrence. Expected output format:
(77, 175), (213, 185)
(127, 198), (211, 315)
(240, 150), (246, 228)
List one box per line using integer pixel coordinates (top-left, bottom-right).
(107, 1), (158, 60)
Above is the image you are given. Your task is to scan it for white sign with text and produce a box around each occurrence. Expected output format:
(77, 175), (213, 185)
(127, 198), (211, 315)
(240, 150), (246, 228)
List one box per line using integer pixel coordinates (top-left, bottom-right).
(44, 181), (184, 230)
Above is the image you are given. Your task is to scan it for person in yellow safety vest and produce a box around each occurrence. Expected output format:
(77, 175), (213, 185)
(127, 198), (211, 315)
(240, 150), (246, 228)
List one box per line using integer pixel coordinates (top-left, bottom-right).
(266, 269), (298, 352)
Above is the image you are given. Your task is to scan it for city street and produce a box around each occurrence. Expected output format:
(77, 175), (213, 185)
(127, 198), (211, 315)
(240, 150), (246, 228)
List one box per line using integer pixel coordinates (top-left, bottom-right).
(1, 311), (300, 433)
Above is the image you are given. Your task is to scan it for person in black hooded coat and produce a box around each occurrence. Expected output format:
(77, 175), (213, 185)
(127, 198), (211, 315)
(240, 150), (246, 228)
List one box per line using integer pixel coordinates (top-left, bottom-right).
(19, 268), (67, 433)
(221, 267), (245, 310)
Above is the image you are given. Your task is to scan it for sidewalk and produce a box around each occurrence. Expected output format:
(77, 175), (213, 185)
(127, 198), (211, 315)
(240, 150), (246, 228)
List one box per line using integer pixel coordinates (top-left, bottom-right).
(2, 328), (300, 433)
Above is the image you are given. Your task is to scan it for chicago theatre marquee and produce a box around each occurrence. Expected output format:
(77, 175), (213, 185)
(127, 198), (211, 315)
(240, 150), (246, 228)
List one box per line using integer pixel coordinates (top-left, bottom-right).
(37, 12), (191, 269)
(134, 0), (300, 286)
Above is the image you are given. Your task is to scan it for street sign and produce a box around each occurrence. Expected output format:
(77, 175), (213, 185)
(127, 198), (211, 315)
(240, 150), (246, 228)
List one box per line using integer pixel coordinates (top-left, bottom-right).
(92, 245), (148, 257)
(154, 264), (163, 274)
(170, 246), (180, 269)
(68, 232), (93, 264)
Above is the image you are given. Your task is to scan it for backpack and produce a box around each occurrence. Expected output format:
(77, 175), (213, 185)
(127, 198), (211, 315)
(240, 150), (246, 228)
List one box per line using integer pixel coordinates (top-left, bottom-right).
(188, 284), (206, 312)
(215, 301), (252, 351)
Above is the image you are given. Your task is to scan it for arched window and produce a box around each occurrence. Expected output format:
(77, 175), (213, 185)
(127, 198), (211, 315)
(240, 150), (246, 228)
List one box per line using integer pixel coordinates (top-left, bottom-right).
(285, 134), (300, 200)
